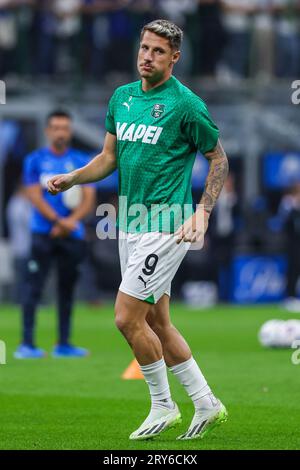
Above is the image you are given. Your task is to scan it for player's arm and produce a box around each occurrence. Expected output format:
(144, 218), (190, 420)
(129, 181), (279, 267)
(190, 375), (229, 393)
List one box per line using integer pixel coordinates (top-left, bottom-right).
(200, 139), (229, 216)
(47, 132), (117, 195)
(176, 139), (229, 243)
(26, 184), (61, 223)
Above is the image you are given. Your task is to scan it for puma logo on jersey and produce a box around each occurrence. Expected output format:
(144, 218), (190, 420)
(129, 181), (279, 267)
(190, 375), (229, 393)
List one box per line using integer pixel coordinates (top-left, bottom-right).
(138, 275), (148, 289)
(116, 122), (163, 145)
(122, 96), (133, 111)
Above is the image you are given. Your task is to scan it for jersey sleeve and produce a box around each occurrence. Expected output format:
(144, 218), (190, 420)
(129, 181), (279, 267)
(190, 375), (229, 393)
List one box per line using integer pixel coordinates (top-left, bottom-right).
(182, 96), (219, 155)
(23, 154), (40, 186)
(105, 91), (117, 135)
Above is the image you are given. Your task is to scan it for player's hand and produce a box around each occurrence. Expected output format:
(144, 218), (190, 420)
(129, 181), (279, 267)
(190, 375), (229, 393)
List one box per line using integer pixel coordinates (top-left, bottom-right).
(175, 208), (210, 244)
(57, 216), (77, 232)
(47, 173), (77, 195)
(50, 223), (70, 239)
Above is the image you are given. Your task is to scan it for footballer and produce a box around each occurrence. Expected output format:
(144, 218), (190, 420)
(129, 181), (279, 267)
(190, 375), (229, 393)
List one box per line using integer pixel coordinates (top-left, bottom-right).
(48, 19), (229, 441)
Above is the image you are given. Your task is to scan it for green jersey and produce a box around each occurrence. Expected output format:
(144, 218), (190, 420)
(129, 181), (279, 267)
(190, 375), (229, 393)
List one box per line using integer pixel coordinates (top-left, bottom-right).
(105, 75), (219, 233)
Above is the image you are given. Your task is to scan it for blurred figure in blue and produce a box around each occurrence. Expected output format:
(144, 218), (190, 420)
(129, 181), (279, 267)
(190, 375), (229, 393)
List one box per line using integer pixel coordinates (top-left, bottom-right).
(14, 110), (95, 359)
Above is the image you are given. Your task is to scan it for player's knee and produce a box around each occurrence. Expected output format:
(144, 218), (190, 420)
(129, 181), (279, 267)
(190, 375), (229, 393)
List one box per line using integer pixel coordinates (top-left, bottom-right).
(151, 321), (174, 338)
(115, 314), (128, 334)
(114, 306), (133, 334)
(115, 308), (142, 338)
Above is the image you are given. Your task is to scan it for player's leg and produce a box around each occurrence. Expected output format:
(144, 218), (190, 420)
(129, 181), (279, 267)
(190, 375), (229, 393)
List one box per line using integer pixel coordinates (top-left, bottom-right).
(115, 290), (181, 440)
(115, 290), (162, 364)
(53, 237), (88, 357)
(147, 294), (228, 440)
(146, 294), (191, 366)
(15, 234), (52, 358)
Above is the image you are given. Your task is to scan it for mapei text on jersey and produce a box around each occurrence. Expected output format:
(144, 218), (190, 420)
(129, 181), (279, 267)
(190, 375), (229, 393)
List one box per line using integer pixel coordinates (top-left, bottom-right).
(116, 122), (163, 144)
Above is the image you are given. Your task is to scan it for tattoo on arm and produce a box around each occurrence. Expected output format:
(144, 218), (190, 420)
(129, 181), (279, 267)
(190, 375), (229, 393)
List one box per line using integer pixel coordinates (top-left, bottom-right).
(200, 139), (229, 214)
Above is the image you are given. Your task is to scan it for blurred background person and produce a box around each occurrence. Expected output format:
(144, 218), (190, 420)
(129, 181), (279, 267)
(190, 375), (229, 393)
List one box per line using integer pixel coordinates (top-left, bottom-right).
(6, 184), (32, 304)
(192, 0), (226, 78)
(281, 183), (300, 312)
(249, 0), (275, 82)
(219, 0), (256, 81)
(34, 0), (58, 76)
(35, 0), (82, 77)
(156, 0), (196, 75)
(14, 0), (36, 76)
(14, 110), (96, 359)
(0, 0), (18, 77)
(80, 0), (119, 80)
(273, 0), (300, 78)
(210, 173), (239, 301)
(52, 0), (82, 76)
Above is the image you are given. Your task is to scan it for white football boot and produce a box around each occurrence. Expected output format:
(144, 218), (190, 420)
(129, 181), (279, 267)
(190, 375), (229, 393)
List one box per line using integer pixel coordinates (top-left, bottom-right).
(129, 402), (182, 440)
(177, 396), (228, 441)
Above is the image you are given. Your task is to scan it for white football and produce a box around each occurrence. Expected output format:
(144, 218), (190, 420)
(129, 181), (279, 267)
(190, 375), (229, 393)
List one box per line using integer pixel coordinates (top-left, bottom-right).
(258, 319), (300, 348)
(258, 319), (286, 347)
(282, 320), (300, 347)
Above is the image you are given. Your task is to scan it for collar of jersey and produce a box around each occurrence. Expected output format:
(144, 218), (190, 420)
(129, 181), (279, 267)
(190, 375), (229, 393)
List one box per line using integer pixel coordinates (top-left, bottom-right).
(47, 147), (70, 157)
(137, 75), (175, 97)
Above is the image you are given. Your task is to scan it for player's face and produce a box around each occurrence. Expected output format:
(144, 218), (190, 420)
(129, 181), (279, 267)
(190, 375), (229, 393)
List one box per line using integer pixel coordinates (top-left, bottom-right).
(46, 117), (72, 151)
(138, 31), (180, 84)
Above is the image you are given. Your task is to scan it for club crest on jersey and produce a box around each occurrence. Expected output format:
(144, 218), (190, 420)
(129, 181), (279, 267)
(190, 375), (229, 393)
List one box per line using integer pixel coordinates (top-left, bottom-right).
(151, 104), (165, 118)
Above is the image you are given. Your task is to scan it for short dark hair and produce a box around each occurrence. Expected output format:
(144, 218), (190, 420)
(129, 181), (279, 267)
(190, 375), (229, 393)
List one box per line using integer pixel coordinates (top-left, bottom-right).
(141, 19), (183, 51)
(46, 110), (72, 125)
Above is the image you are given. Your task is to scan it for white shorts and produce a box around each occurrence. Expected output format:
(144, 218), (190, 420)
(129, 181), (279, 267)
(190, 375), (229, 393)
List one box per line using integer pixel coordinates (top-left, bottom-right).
(118, 231), (190, 304)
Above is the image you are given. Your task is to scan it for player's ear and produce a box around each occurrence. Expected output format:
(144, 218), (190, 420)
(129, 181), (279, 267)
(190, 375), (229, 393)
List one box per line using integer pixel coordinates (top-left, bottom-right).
(172, 50), (180, 65)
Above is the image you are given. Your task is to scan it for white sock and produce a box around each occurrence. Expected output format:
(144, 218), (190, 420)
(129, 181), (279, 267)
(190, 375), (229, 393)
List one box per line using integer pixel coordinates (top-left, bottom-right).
(140, 358), (174, 413)
(169, 357), (214, 411)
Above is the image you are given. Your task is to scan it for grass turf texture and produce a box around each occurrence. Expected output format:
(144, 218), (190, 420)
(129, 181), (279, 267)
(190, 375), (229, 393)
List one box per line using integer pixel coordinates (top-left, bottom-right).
(0, 303), (300, 450)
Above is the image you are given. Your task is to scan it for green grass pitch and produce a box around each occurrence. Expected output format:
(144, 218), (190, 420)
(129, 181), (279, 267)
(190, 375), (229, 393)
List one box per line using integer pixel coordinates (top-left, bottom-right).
(0, 303), (300, 450)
